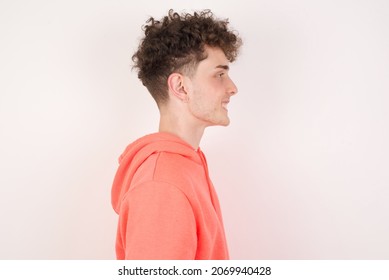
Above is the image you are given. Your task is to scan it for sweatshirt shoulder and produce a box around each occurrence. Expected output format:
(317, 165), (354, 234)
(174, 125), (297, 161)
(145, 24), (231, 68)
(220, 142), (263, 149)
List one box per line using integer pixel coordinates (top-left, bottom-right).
(154, 151), (203, 184)
(131, 151), (203, 189)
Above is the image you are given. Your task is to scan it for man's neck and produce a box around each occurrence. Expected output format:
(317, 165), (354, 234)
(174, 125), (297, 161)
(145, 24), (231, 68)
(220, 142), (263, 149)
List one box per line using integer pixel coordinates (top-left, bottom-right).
(158, 111), (205, 151)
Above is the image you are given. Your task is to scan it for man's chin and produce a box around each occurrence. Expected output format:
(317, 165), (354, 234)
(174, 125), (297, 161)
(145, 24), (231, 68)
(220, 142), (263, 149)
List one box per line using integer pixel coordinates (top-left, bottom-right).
(218, 118), (230, 127)
(204, 116), (230, 127)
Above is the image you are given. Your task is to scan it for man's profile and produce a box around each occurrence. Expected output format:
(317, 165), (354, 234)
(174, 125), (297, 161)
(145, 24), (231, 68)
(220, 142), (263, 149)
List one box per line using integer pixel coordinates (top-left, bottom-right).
(111, 9), (242, 260)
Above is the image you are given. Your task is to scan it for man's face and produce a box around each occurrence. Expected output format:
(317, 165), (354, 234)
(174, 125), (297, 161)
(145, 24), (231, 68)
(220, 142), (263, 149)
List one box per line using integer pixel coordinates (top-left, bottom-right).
(184, 46), (238, 127)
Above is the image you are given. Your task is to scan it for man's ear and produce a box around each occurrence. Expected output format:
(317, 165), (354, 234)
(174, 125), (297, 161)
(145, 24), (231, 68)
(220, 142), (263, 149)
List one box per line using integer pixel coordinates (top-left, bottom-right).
(167, 73), (189, 102)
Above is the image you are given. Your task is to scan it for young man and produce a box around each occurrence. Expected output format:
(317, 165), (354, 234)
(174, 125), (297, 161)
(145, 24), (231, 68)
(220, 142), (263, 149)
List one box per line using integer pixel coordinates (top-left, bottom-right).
(111, 9), (242, 260)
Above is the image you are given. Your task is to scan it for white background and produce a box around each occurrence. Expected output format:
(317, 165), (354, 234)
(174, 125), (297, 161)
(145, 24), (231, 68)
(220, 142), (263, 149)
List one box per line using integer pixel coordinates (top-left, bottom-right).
(1, 0), (388, 259)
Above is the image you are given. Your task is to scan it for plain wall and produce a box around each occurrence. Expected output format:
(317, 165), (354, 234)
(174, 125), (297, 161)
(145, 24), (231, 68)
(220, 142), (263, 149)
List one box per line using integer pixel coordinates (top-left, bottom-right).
(0, 0), (388, 259)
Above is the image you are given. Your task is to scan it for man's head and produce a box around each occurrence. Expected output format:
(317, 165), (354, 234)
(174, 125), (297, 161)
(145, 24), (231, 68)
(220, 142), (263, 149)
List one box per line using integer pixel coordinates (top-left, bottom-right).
(132, 9), (242, 107)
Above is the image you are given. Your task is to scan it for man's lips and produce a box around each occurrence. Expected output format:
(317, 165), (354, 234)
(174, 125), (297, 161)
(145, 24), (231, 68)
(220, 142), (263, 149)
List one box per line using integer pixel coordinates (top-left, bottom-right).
(222, 100), (230, 110)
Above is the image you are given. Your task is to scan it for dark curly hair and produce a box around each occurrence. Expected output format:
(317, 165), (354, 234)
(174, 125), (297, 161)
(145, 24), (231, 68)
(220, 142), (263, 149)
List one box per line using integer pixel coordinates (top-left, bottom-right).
(132, 9), (242, 105)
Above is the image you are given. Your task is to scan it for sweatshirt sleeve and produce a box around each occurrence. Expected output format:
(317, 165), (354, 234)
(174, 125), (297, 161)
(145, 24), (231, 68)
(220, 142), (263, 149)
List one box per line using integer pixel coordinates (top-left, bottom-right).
(117, 181), (197, 260)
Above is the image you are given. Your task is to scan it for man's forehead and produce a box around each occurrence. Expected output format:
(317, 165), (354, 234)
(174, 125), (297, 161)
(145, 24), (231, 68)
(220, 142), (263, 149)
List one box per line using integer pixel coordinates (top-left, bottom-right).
(201, 47), (230, 67)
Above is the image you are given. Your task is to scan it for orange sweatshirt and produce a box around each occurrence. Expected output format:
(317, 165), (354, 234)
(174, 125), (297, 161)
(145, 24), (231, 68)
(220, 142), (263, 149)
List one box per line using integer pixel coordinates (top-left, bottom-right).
(111, 132), (229, 260)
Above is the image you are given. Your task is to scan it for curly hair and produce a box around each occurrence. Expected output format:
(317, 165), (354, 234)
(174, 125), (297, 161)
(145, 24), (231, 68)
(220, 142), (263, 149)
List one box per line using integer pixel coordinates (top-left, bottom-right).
(132, 9), (242, 105)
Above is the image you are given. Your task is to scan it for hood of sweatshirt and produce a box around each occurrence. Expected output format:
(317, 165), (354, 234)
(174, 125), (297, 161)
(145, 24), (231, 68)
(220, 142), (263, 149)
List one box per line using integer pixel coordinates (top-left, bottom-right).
(111, 132), (204, 214)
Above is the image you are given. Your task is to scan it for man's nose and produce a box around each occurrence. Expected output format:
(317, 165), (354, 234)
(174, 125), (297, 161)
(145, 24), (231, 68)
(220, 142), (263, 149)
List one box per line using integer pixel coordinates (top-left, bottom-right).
(228, 78), (238, 96)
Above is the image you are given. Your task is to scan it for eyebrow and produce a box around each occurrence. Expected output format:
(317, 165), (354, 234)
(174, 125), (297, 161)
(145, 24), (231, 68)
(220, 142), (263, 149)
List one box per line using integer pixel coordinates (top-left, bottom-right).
(215, 65), (229, 70)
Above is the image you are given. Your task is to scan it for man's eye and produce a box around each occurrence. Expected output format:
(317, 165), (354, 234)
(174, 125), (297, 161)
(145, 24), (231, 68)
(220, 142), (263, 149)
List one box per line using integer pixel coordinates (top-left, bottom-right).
(218, 73), (225, 77)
